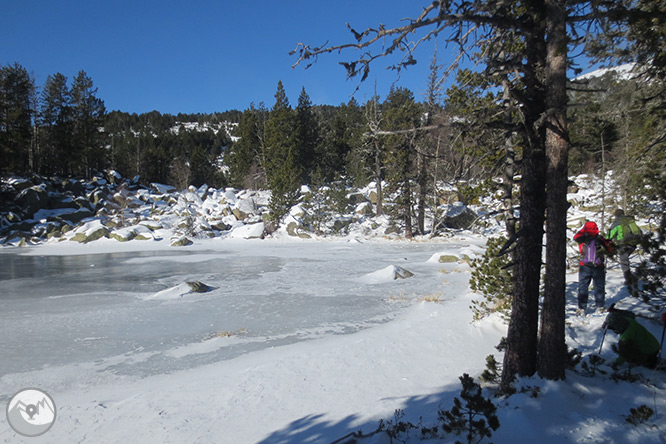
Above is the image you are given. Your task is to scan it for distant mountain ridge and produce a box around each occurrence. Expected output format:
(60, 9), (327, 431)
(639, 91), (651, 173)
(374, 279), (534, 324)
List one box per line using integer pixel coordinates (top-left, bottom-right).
(574, 63), (638, 81)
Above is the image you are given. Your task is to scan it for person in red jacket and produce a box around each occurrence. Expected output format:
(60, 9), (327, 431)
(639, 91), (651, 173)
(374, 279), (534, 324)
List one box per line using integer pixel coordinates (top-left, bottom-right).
(574, 221), (614, 312)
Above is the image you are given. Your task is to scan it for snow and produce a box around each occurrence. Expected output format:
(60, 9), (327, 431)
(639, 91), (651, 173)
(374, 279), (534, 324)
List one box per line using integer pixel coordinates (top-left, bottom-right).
(1, 173), (666, 443)
(575, 63), (638, 81)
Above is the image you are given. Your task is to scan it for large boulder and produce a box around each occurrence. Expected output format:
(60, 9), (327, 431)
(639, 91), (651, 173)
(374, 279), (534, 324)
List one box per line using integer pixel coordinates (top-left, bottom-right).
(442, 205), (477, 230)
(61, 179), (83, 195)
(171, 236), (193, 247)
(57, 207), (94, 224)
(233, 198), (257, 220)
(15, 185), (48, 217)
(48, 194), (79, 210)
(348, 192), (368, 206)
(286, 221), (312, 239)
(70, 220), (109, 243)
(151, 183), (176, 194)
(7, 177), (35, 193)
(229, 222), (264, 239)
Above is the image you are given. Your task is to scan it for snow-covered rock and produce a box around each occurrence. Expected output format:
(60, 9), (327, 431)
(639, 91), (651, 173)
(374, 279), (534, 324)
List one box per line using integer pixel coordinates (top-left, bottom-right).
(229, 222), (264, 239)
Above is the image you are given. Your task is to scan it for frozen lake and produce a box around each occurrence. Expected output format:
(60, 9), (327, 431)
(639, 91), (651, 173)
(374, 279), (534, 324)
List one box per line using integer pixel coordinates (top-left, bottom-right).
(0, 240), (470, 380)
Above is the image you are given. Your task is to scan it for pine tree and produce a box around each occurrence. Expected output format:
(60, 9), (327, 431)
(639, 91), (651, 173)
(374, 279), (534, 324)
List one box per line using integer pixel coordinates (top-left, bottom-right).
(296, 87), (319, 183)
(264, 81), (301, 221)
(71, 70), (106, 178)
(189, 145), (217, 188)
(227, 106), (263, 189)
(0, 63), (36, 174)
(39, 73), (72, 176)
(382, 87), (421, 238)
(439, 374), (500, 444)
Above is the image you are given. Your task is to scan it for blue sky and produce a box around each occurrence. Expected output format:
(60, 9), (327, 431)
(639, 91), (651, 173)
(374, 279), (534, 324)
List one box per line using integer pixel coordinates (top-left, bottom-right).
(2, 1), (449, 115)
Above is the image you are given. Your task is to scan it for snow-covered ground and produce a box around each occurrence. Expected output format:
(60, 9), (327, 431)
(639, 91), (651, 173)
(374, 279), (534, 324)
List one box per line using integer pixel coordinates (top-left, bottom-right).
(1, 233), (665, 444)
(2, 169), (666, 443)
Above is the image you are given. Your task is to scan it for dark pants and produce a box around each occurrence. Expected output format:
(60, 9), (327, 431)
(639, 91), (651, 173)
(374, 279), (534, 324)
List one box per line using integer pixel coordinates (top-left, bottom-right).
(578, 265), (605, 309)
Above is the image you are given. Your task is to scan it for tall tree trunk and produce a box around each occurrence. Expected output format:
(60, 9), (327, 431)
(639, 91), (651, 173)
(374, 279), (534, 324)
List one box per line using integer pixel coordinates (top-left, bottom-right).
(374, 137), (383, 217)
(430, 135), (441, 238)
(403, 180), (414, 239)
(539, 0), (569, 381)
(502, 139), (546, 387)
(417, 147), (427, 235)
(501, 3), (547, 388)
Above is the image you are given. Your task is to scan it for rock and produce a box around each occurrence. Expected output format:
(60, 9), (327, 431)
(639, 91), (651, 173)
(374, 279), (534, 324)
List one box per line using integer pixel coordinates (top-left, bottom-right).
(171, 236), (193, 247)
(87, 188), (111, 208)
(348, 192), (368, 206)
(233, 198), (257, 220)
(7, 177), (34, 192)
(107, 170), (122, 184)
(151, 183), (176, 194)
(7, 212), (21, 223)
(223, 189), (238, 205)
(12, 220), (38, 233)
(355, 202), (374, 216)
(229, 222), (264, 239)
(394, 266), (414, 279)
(360, 265), (414, 284)
(210, 220), (232, 231)
(109, 227), (137, 242)
(48, 194), (79, 210)
(186, 281), (214, 293)
(58, 208), (94, 224)
(74, 196), (94, 211)
(71, 221), (109, 243)
(139, 220), (163, 231)
(61, 179), (83, 195)
(286, 221), (312, 239)
(15, 185), (47, 217)
(442, 206), (477, 230)
(289, 204), (306, 218)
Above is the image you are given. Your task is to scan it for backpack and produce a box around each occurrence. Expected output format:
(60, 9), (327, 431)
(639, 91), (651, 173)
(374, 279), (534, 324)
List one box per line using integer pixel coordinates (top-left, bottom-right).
(611, 216), (642, 246)
(580, 237), (604, 267)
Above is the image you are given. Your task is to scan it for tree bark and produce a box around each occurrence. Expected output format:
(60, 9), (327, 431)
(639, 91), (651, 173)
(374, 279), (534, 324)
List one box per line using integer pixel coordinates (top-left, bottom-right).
(538, 0), (569, 381)
(501, 2), (547, 388)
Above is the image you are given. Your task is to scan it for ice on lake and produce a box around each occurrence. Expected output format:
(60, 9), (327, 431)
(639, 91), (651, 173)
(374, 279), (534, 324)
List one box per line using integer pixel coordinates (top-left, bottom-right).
(0, 240), (471, 380)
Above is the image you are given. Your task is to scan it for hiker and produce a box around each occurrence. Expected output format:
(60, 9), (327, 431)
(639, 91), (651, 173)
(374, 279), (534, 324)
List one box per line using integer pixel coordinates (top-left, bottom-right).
(603, 310), (660, 368)
(608, 209), (642, 292)
(574, 221), (614, 312)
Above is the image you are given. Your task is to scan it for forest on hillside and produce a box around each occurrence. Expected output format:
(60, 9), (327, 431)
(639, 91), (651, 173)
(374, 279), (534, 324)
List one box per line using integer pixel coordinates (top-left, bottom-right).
(1, 61), (663, 227)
